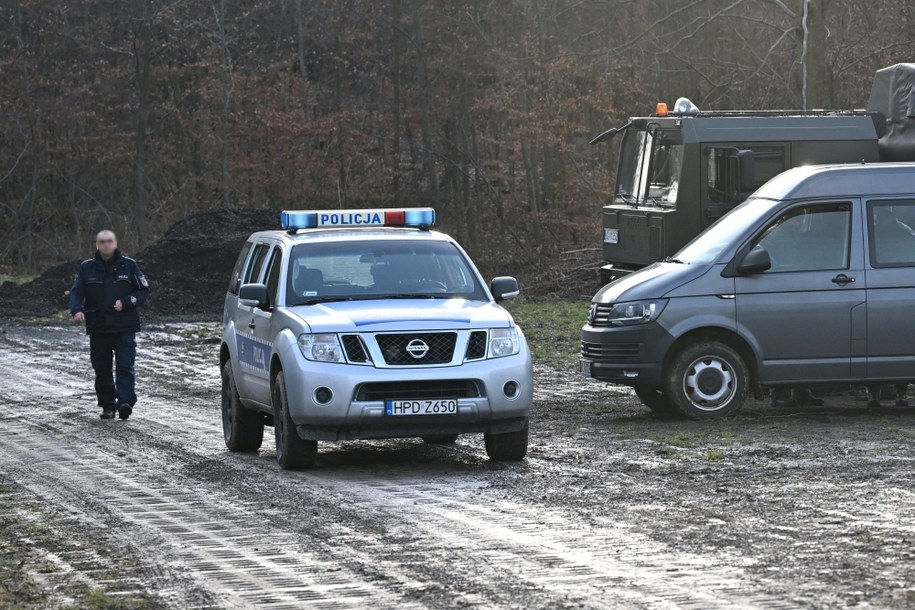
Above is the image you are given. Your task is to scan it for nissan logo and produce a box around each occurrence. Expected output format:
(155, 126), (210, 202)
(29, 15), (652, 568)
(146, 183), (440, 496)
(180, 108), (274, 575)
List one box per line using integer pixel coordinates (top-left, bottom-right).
(406, 339), (430, 359)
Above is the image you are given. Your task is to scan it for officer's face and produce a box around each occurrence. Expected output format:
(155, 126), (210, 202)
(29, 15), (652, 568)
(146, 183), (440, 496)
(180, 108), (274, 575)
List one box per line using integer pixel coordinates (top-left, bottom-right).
(96, 231), (117, 258)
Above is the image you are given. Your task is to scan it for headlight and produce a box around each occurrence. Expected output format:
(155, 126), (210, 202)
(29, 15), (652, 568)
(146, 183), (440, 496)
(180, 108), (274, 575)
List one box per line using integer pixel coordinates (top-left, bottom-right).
(604, 299), (667, 326)
(297, 333), (345, 363)
(488, 327), (521, 358)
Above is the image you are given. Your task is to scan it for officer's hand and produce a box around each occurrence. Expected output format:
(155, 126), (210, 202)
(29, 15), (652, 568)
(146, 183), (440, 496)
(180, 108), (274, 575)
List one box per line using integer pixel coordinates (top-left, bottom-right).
(114, 299), (123, 312)
(73, 312), (85, 324)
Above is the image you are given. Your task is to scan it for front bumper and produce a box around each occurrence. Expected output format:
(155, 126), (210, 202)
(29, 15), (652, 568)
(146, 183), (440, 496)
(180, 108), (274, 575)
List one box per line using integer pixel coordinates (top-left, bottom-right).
(280, 346), (533, 440)
(580, 321), (675, 386)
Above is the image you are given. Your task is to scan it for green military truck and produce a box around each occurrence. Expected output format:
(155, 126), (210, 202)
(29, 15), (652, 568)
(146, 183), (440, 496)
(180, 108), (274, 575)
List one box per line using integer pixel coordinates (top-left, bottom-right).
(591, 63), (915, 284)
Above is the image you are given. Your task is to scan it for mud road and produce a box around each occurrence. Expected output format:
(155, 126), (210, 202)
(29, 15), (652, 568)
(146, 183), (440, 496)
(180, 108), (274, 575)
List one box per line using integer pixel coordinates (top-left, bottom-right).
(1, 322), (914, 608)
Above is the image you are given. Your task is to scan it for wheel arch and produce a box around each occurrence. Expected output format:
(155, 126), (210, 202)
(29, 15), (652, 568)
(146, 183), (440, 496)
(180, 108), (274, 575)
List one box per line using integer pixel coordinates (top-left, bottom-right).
(663, 326), (760, 391)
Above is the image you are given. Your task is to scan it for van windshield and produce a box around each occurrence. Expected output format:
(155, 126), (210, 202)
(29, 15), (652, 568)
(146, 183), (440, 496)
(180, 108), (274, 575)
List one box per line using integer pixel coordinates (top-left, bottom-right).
(673, 198), (779, 264)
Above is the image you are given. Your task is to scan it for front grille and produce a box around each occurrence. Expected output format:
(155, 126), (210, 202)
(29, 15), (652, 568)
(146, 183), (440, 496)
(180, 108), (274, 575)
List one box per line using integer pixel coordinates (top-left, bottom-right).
(375, 332), (457, 365)
(581, 341), (641, 362)
(356, 380), (482, 401)
(589, 304), (614, 327)
(341, 334), (369, 363)
(465, 330), (488, 360)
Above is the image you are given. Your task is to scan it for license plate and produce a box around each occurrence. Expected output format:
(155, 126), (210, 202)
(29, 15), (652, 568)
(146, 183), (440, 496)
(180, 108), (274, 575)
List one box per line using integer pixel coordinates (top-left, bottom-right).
(580, 359), (592, 378)
(604, 228), (619, 244)
(385, 399), (458, 416)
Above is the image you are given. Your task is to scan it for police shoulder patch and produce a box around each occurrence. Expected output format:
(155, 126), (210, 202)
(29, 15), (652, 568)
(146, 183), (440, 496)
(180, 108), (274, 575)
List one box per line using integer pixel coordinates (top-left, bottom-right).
(139, 275), (149, 288)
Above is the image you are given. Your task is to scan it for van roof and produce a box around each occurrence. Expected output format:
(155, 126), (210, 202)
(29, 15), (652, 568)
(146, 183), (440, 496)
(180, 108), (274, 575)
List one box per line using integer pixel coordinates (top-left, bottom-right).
(752, 162), (915, 201)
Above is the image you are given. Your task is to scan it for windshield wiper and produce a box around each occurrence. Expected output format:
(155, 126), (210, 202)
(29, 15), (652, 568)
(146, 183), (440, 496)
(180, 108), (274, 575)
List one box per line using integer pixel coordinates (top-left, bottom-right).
(381, 293), (447, 299)
(663, 256), (686, 264)
(298, 296), (357, 306)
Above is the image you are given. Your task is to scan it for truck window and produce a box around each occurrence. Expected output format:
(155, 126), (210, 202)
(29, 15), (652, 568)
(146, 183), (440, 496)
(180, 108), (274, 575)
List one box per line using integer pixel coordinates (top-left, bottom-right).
(867, 200), (915, 267)
(616, 128), (683, 207)
(243, 243), (271, 285)
(753, 203), (851, 272)
(708, 146), (786, 204)
(228, 242), (253, 295)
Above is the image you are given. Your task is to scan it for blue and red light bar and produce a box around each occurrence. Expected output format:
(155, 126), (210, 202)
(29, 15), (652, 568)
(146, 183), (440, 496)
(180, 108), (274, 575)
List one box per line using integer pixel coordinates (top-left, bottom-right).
(280, 208), (436, 231)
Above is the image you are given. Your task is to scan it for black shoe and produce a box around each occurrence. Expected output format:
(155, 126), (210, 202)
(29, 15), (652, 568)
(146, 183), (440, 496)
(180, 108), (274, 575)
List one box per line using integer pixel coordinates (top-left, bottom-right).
(855, 386), (870, 402)
(118, 404), (133, 420)
(100, 407), (117, 420)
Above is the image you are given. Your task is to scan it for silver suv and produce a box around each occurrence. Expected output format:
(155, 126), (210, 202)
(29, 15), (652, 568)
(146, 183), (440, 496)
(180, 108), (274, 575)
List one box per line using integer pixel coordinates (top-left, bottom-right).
(220, 208), (532, 469)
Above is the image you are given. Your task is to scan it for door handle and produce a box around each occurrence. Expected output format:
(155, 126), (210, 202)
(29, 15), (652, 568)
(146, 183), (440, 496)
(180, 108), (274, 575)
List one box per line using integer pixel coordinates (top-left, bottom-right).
(831, 274), (856, 286)
(248, 318), (256, 329)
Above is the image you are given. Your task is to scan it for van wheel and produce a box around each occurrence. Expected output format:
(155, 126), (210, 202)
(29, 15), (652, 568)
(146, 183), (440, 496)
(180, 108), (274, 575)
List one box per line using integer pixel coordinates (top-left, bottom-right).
(484, 422), (529, 461)
(664, 341), (748, 419)
(633, 385), (676, 414)
(221, 362), (264, 452)
(272, 370), (318, 470)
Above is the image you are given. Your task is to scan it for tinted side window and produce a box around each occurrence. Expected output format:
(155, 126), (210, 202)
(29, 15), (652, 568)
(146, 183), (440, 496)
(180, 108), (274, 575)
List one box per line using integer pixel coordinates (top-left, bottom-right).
(244, 243), (271, 284)
(264, 247), (283, 309)
(228, 242), (253, 295)
(753, 202), (851, 272)
(708, 145), (786, 204)
(868, 200), (915, 267)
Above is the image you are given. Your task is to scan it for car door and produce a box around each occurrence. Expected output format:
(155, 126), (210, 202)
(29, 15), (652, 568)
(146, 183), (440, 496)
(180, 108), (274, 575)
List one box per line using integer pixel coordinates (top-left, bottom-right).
(864, 198), (915, 379)
(734, 200), (866, 383)
(235, 241), (273, 402)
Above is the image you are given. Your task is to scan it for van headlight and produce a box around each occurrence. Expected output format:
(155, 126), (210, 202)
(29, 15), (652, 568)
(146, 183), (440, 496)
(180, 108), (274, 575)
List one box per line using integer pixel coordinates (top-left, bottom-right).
(488, 328), (521, 358)
(298, 333), (346, 363)
(604, 299), (667, 326)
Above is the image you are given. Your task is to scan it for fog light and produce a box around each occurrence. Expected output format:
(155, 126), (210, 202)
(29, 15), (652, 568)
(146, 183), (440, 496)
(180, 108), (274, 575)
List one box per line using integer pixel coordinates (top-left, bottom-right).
(503, 381), (519, 398)
(314, 386), (333, 405)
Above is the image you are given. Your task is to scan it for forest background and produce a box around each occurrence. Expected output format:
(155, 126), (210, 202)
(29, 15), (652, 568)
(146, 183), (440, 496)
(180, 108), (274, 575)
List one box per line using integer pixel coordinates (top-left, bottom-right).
(1, 0), (913, 280)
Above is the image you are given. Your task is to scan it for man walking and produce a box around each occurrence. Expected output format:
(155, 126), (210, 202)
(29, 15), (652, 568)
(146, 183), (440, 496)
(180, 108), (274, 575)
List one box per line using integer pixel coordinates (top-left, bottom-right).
(69, 230), (149, 420)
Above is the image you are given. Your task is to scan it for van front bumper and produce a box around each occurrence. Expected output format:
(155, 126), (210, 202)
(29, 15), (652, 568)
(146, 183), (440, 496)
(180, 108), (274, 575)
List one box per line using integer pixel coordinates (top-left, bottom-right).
(580, 321), (675, 386)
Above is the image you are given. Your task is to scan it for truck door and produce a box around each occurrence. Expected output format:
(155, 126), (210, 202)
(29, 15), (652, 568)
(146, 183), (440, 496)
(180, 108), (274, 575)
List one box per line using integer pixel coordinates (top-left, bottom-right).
(735, 201), (866, 383)
(863, 198), (915, 379)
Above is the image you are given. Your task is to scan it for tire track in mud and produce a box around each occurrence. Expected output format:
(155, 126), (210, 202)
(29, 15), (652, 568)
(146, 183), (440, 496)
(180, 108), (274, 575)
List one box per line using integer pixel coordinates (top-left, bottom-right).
(0, 324), (802, 608)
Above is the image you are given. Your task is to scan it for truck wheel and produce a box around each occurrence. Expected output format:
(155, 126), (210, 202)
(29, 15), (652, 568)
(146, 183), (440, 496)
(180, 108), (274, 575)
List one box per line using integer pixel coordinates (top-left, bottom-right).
(664, 341), (748, 419)
(221, 362), (264, 452)
(272, 370), (317, 470)
(633, 385), (675, 414)
(484, 422), (529, 461)
(422, 435), (459, 445)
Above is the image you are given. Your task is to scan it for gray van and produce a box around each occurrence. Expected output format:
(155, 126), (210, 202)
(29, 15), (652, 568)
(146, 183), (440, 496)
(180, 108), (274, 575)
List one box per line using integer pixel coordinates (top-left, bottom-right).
(580, 163), (915, 418)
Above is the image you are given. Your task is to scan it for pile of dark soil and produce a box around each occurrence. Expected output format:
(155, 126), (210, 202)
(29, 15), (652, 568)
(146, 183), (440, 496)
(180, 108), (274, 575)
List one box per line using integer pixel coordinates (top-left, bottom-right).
(0, 207), (279, 321)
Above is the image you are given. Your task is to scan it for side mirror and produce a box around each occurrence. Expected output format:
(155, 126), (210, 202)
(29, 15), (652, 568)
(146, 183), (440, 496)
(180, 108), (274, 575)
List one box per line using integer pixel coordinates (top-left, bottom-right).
(490, 276), (520, 302)
(736, 149), (755, 193)
(737, 245), (771, 275)
(239, 283), (269, 309)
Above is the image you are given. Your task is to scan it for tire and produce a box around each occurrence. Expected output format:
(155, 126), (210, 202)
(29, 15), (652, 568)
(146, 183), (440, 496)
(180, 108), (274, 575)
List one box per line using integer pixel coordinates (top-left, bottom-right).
(633, 385), (676, 414)
(663, 341), (748, 419)
(484, 422), (529, 461)
(221, 362), (264, 452)
(422, 435), (459, 445)
(272, 370), (318, 470)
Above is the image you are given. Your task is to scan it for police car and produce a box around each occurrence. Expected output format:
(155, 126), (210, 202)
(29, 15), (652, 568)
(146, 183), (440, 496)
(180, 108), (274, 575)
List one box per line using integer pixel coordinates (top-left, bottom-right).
(220, 208), (532, 469)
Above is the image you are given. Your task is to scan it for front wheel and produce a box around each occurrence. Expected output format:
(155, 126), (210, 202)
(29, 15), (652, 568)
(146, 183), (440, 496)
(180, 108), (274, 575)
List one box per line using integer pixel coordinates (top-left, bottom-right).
(272, 371), (318, 470)
(484, 423), (529, 461)
(221, 362), (264, 452)
(663, 341), (748, 419)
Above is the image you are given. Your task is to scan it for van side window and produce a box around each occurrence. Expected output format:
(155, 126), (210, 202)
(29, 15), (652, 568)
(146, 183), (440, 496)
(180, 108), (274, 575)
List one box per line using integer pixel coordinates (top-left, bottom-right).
(868, 200), (915, 267)
(228, 242), (253, 295)
(753, 203), (851, 272)
(243, 243), (271, 285)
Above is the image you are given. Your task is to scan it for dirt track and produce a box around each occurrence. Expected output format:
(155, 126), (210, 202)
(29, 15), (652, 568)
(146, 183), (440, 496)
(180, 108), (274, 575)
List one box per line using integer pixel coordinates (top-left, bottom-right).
(1, 322), (914, 608)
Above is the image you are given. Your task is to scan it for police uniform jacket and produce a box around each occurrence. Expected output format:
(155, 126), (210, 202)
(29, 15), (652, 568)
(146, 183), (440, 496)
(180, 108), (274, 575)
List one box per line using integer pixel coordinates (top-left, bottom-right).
(69, 249), (149, 335)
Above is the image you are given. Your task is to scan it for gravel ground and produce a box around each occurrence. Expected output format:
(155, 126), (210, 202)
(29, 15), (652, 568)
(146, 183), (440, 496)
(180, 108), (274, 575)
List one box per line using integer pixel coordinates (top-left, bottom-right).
(1, 321), (914, 609)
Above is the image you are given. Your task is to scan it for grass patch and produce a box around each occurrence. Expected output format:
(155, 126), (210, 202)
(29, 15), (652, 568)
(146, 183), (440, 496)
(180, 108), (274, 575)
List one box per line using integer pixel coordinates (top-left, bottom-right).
(706, 449), (725, 461)
(504, 297), (590, 368)
(0, 274), (35, 286)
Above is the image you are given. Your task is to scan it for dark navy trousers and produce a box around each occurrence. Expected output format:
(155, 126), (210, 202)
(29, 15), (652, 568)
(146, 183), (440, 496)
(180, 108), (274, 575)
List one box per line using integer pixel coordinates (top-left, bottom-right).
(89, 332), (137, 409)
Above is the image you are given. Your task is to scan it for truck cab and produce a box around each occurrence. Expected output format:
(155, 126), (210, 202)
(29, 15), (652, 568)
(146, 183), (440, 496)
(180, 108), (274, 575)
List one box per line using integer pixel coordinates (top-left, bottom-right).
(599, 111), (880, 283)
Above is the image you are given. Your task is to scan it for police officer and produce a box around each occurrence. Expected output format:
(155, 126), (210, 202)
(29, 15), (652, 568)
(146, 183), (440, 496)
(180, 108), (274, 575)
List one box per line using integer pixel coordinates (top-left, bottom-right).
(69, 230), (149, 420)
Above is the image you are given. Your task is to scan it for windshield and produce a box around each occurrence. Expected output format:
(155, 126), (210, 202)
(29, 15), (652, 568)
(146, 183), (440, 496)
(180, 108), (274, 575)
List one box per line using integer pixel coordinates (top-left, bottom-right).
(285, 239), (487, 306)
(673, 197), (779, 264)
(616, 128), (683, 207)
